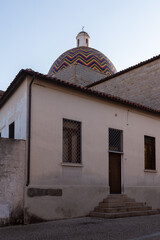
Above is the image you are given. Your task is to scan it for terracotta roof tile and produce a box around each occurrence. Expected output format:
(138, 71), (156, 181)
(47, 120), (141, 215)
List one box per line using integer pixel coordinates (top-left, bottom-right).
(0, 69), (160, 115)
(0, 90), (4, 98)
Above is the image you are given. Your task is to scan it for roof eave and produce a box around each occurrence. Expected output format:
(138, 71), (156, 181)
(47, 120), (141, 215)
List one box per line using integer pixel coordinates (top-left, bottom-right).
(0, 69), (160, 115)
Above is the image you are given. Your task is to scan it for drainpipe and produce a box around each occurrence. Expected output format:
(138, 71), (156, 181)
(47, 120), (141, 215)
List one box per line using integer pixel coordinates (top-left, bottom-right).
(26, 75), (35, 186)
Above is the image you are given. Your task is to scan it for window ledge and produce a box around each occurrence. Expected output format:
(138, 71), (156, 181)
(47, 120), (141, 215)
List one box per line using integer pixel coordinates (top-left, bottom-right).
(109, 150), (124, 154)
(144, 169), (157, 173)
(61, 162), (83, 167)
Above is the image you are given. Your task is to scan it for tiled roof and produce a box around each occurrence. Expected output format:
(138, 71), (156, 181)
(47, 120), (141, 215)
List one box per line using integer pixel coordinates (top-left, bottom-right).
(0, 90), (4, 98)
(0, 69), (160, 115)
(87, 53), (160, 88)
(48, 47), (117, 75)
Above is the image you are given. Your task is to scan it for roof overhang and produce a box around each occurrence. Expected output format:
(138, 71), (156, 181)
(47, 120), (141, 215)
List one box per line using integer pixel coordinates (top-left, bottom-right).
(0, 69), (160, 115)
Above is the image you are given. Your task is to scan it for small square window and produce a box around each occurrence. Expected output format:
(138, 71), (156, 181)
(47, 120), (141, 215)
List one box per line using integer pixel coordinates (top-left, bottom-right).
(144, 136), (155, 170)
(63, 119), (81, 163)
(9, 122), (15, 139)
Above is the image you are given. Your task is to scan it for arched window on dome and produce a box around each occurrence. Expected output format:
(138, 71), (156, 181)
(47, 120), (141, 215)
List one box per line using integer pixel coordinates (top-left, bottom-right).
(77, 39), (79, 47)
(86, 38), (88, 47)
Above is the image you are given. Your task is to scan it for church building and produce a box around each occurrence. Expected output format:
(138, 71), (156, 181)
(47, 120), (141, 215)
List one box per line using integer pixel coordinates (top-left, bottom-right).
(0, 31), (160, 223)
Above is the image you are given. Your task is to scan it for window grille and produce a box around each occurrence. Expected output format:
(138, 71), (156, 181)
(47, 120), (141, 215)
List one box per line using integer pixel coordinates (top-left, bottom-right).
(63, 119), (81, 163)
(145, 136), (155, 170)
(109, 128), (123, 152)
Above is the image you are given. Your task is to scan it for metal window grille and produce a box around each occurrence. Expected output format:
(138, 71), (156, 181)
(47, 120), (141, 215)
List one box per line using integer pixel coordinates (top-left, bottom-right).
(63, 119), (81, 163)
(109, 128), (123, 152)
(145, 136), (155, 170)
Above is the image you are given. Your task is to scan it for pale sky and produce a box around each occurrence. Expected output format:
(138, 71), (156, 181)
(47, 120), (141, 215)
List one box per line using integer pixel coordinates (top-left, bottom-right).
(1, 0), (160, 91)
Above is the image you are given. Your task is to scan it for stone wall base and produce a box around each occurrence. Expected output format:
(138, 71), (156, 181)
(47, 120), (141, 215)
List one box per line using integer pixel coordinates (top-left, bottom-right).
(125, 186), (160, 209)
(25, 185), (109, 223)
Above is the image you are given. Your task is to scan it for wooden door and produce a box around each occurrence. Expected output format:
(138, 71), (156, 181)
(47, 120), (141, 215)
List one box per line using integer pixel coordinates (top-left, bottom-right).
(109, 153), (121, 194)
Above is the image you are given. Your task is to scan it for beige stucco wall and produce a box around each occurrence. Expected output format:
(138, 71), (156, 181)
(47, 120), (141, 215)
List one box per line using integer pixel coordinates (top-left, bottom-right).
(90, 58), (160, 110)
(26, 78), (160, 221)
(0, 80), (28, 139)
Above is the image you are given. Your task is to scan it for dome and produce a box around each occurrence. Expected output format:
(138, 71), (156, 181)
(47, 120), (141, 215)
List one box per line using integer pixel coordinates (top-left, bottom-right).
(48, 46), (117, 76)
(76, 31), (90, 38)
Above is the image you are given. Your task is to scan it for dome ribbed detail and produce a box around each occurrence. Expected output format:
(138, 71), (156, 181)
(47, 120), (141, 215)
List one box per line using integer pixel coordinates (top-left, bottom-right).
(48, 47), (117, 75)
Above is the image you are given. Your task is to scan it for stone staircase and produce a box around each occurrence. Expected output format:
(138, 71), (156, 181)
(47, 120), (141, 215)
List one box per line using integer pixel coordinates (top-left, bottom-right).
(90, 194), (160, 218)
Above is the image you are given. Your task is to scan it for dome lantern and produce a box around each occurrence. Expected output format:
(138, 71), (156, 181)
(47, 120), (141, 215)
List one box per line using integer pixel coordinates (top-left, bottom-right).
(76, 29), (90, 47)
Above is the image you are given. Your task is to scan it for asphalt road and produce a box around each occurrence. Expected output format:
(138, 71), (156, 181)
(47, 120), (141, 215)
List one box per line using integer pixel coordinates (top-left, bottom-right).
(0, 215), (160, 240)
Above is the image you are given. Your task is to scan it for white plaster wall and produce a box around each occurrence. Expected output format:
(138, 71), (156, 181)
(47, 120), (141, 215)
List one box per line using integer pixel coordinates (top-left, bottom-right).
(30, 83), (110, 187)
(26, 80), (160, 220)
(0, 80), (28, 140)
(76, 33), (90, 47)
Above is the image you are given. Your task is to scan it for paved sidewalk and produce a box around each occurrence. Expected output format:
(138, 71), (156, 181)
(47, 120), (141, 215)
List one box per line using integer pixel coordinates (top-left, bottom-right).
(0, 215), (160, 240)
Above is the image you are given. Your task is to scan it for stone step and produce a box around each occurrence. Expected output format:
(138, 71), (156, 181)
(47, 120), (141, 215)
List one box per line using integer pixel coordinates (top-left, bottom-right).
(90, 210), (160, 219)
(90, 194), (160, 219)
(103, 197), (135, 203)
(94, 206), (152, 213)
(99, 201), (145, 208)
(107, 194), (127, 199)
